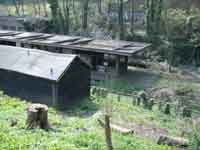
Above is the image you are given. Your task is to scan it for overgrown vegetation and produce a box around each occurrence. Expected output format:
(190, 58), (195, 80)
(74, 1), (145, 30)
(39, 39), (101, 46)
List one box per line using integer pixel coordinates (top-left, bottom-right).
(1, 0), (199, 67)
(0, 95), (172, 150)
(0, 0), (199, 149)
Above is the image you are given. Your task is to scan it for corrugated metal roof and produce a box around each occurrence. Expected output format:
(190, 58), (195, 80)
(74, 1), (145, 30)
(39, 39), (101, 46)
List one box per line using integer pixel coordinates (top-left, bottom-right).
(0, 30), (21, 36)
(0, 45), (77, 82)
(31, 35), (80, 44)
(0, 30), (151, 56)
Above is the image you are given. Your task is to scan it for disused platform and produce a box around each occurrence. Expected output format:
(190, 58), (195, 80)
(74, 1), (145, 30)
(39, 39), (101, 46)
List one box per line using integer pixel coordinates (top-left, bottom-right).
(0, 30), (151, 80)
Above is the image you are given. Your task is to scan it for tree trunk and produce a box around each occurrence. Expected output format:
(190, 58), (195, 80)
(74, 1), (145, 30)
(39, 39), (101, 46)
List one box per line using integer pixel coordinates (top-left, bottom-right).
(42, 0), (48, 17)
(107, 0), (112, 31)
(32, 0), (38, 15)
(21, 0), (25, 16)
(146, 0), (150, 35)
(98, 0), (102, 14)
(131, 0), (135, 33)
(37, 0), (42, 16)
(185, 0), (191, 15)
(26, 104), (50, 130)
(118, 0), (124, 40)
(12, 0), (20, 16)
(63, 0), (70, 34)
(82, 0), (89, 32)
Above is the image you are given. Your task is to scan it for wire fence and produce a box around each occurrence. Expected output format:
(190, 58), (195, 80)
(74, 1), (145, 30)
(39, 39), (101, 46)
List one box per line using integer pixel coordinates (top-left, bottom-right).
(91, 86), (200, 117)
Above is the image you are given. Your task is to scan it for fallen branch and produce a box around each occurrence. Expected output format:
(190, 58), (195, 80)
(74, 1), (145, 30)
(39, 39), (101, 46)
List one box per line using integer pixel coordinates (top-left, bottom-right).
(98, 119), (189, 147)
(157, 135), (189, 147)
(98, 119), (134, 134)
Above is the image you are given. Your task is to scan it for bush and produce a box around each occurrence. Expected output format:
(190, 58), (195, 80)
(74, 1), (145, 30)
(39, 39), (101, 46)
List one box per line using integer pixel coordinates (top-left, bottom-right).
(189, 124), (200, 150)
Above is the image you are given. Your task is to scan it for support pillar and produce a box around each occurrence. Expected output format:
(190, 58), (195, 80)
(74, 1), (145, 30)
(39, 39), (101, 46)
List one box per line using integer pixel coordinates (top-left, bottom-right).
(124, 56), (128, 73)
(52, 83), (58, 107)
(115, 55), (120, 75)
(16, 41), (21, 47)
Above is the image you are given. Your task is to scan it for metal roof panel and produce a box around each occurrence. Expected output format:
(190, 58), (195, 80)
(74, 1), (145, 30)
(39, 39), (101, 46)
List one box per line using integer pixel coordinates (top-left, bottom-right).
(0, 45), (77, 81)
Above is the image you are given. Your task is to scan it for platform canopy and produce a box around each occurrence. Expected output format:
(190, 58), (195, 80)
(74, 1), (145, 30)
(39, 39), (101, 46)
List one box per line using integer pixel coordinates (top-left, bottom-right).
(0, 30), (151, 56)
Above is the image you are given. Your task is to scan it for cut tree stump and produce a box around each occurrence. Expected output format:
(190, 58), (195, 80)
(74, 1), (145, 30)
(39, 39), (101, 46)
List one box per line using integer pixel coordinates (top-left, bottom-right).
(26, 104), (50, 130)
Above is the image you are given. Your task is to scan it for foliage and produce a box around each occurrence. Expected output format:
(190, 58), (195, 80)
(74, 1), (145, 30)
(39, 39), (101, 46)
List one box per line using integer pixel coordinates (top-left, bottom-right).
(156, 8), (200, 65)
(145, 0), (164, 42)
(166, 9), (188, 39)
(0, 93), (175, 150)
(189, 124), (200, 150)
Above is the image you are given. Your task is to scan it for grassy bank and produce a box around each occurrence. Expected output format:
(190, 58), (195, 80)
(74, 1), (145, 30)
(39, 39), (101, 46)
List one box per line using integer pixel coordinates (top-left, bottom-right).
(0, 94), (174, 150)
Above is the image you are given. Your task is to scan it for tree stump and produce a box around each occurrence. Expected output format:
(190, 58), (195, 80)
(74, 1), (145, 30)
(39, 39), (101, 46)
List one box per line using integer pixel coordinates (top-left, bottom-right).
(91, 87), (97, 95)
(132, 95), (137, 106)
(164, 103), (171, 115)
(148, 99), (154, 110)
(136, 97), (141, 106)
(26, 104), (50, 130)
(158, 101), (162, 111)
(138, 91), (148, 108)
(182, 107), (192, 118)
(117, 95), (121, 102)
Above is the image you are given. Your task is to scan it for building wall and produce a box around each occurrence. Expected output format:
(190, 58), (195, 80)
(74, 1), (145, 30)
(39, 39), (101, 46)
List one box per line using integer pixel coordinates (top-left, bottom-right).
(0, 16), (25, 31)
(0, 69), (53, 105)
(57, 58), (91, 107)
(0, 41), (16, 46)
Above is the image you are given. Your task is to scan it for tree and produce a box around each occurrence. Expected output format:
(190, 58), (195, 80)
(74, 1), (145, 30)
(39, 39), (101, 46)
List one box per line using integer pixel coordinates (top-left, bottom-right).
(98, 0), (102, 14)
(20, 0), (25, 15)
(12, 0), (20, 16)
(36, 0), (42, 15)
(47, 0), (60, 33)
(145, 0), (164, 40)
(32, 0), (38, 15)
(82, 0), (89, 33)
(118, 0), (124, 39)
(131, 0), (135, 34)
(62, 0), (70, 34)
(107, 0), (113, 31)
(41, 0), (48, 17)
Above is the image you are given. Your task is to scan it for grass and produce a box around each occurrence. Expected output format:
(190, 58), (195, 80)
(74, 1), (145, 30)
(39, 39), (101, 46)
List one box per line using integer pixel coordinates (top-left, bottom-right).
(0, 93), (175, 150)
(0, 66), (199, 149)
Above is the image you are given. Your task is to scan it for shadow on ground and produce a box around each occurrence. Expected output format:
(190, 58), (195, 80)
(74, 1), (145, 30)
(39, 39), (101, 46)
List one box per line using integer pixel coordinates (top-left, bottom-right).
(56, 98), (100, 119)
(118, 67), (161, 90)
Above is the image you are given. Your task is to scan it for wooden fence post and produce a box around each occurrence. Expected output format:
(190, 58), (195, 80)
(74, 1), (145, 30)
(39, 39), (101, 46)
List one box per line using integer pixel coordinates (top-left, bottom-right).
(182, 107), (192, 118)
(164, 103), (171, 115)
(105, 114), (113, 150)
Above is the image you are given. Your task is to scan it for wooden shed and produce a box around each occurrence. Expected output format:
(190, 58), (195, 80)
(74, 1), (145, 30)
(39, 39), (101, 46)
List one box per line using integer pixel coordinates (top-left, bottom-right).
(0, 45), (91, 107)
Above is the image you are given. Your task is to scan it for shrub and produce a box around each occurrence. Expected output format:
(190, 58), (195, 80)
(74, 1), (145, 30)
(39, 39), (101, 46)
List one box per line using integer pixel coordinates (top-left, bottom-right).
(189, 124), (200, 150)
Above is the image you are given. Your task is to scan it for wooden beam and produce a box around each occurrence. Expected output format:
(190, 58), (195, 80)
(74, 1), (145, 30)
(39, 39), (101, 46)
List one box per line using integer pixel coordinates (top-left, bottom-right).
(52, 83), (58, 107)
(115, 55), (120, 75)
(16, 41), (21, 47)
(124, 56), (128, 73)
